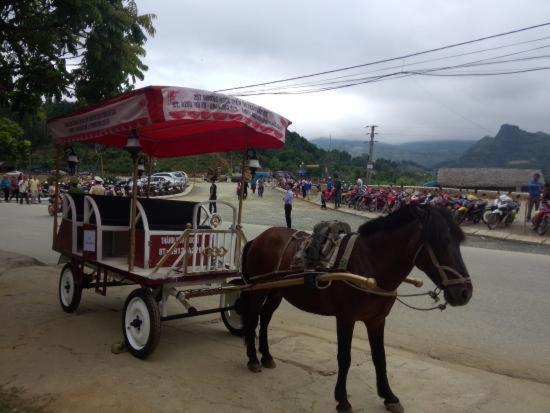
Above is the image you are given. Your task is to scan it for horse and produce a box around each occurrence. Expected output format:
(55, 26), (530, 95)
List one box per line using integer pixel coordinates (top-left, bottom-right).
(239, 204), (472, 412)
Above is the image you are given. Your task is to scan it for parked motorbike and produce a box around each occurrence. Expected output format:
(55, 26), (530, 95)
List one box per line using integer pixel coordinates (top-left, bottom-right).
(484, 195), (519, 230)
(454, 197), (487, 225)
(532, 205), (550, 235)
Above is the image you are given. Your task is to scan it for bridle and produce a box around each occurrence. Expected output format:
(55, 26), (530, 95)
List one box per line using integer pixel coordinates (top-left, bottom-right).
(411, 241), (472, 289)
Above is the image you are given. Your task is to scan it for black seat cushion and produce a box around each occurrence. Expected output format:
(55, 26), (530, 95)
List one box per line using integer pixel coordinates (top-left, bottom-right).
(66, 193), (85, 222)
(89, 195), (131, 227)
(138, 198), (201, 231)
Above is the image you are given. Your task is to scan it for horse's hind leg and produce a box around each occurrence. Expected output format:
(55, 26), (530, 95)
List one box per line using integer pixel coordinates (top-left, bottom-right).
(365, 320), (403, 413)
(334, 317), (355, 412)
(258, 291), (283, 368)
(242, 291), (267, 372)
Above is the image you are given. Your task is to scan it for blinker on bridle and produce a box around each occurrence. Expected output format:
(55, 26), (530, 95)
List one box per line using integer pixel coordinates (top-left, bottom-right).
(411, 209), (472, 289)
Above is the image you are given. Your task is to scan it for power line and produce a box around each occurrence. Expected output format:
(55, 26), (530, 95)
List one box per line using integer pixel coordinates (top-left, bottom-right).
(232, 49), (550, 96)
(226, 37), (550, 94)
(215, 21), (550, 93)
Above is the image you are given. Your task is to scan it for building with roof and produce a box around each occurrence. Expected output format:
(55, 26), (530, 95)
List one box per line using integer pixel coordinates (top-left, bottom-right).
(437, 168), (545, 192)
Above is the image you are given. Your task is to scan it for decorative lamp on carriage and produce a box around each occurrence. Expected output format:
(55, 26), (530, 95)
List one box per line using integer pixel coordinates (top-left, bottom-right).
(124, 130), (142, 160)
(247, 149), (260, 175)
(66, 147), (79, 176)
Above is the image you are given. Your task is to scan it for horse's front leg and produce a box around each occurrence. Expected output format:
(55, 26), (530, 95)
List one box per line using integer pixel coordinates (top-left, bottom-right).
(365, 320), (404, 413)
(243, 292), (266, 372)
(258, 291), (282, 368)
(334, 317), (355, 412)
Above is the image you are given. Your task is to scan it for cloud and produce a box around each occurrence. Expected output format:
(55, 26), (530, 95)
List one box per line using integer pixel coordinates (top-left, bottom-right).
(136, 0), (550, 143)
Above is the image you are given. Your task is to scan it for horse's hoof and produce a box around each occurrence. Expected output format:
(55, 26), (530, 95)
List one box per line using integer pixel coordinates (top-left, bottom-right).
(110, 342), (126, 354)
(336, 401), (352, 411)
(261, 358), (277, 369)
(385, 402), (404, 413)
(247, 361), (262, 373)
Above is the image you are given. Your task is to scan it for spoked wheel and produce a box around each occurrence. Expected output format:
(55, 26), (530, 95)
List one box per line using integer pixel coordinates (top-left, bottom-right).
(58, 262), (82, 313)
(220, 279), (245, 336)
(482, 210), (492, 224)
(122, 288), (161, 359)
(538, 216), (549, 236)
(486, 213), (501, 230)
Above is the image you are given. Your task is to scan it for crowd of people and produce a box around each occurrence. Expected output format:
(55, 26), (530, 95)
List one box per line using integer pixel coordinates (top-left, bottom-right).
(235, 174), (268, 200)
(1, 174), (45, 204)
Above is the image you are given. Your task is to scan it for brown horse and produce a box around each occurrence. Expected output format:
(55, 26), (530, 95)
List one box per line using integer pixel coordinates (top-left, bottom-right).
(240, 204), (472, 412)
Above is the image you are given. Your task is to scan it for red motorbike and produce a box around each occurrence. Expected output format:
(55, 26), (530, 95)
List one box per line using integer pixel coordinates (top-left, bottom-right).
(532, 205), (550, 235)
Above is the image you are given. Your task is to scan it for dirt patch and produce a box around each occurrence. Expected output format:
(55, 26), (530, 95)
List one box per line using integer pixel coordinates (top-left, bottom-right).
(0, 251), (44, 276)
(0, 386), (50, 413)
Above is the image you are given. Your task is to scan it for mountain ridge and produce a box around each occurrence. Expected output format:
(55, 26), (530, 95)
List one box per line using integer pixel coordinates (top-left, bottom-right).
(310, 137), (477, 168)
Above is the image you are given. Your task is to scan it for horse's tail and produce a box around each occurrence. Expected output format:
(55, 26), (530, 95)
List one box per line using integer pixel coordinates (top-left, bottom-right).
(239, 240), (254, 338)
(241, 240), (253, 283)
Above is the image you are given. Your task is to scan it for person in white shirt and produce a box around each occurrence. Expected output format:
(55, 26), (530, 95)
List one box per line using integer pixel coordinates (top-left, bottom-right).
(89, 177), (106, 196)
(18, 176), (30, 204)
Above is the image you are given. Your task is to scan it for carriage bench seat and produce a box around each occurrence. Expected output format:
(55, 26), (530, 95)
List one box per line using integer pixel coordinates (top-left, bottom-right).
(65, 192), (85, 222)
(89, 195), (131, 227)
(137, 198), (201, 231)
(134, 199), (206, 269)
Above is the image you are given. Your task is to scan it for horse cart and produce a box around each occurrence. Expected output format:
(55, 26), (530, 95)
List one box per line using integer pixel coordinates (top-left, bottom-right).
(48, 86), (425, 361)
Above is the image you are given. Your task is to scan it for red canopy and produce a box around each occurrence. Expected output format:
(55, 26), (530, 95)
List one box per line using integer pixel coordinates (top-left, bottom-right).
(48, 86), (291, 157)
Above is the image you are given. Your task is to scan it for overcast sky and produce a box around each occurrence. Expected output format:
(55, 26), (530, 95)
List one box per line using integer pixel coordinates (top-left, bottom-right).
(135, 0), (550, 143)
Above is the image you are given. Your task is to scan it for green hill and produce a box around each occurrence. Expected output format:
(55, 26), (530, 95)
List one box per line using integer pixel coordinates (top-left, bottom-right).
(445, 124), (550, 175)
(311, 138), (476, 168)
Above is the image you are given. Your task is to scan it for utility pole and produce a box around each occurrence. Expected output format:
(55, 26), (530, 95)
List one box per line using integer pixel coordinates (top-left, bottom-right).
(364, 125), (378, 185)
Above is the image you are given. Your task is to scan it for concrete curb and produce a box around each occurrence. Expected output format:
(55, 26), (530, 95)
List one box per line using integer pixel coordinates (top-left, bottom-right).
(154, 182), (194, 199)
(277, 187), (550, 245)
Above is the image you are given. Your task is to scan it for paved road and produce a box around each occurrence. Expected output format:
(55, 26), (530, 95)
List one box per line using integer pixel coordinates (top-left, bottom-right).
(0, 183), (549, 384)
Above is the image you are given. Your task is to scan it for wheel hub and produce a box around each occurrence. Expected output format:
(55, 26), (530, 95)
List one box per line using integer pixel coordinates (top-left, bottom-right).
(130, 316), (143, 330)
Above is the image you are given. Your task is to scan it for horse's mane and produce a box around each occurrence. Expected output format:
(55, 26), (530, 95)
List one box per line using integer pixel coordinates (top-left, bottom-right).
(358, 205), (465, 244)
(358, 205), (416, 236)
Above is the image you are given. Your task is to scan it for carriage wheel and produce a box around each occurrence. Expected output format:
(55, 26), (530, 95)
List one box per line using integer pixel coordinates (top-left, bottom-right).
(122, 288), (161, 359)
(220, 279), (245, 337)
(58, 262), (82, 313)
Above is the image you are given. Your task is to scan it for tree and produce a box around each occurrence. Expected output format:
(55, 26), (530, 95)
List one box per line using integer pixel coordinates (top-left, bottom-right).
(0, 117), (31, 166)
(0, 0), (156, 114)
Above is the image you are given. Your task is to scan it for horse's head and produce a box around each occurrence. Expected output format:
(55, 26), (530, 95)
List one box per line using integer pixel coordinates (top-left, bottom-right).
(412, 206), (473, 306)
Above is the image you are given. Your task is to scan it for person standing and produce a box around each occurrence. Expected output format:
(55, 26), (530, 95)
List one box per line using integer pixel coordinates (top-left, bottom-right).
(1, 175), (10, 202)
(283, 183), (293, 228)
(209, 177), (217, 213)
(9, 176), (19, 202)
(18, 175), (30, 204)
(527, 172), (544, 221)
(250, 174), (257, 195)
(334, 174), (342, 208)
(29, 175), (40, 203)
(257, 176), (265, 198)
(301, 178), (307, 199)
(304, 177), (312, 200)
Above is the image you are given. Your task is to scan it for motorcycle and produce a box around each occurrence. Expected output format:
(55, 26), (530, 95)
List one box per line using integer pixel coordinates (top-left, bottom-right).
(532, 204), (550, 235)
(484, 195), (519, 230)
(454, 198), (487, 225)
(48, 193), (63, 216)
